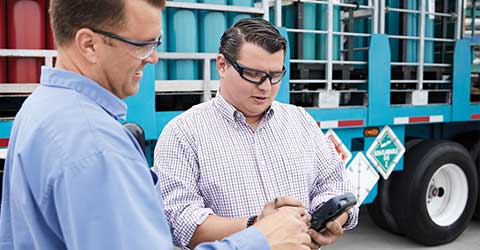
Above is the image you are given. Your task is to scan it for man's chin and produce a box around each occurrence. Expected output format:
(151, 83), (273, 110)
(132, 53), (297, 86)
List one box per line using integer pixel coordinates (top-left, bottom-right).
(125, 83), (140, 97)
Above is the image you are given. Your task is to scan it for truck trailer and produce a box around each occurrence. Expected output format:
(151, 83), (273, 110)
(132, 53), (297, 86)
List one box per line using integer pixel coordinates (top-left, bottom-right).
(0, 0), (479, 246)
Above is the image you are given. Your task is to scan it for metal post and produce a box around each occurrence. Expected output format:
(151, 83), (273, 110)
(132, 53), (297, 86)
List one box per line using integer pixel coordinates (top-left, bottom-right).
(347, 9), (354, 61)
(473, 0), (477, 37)
(441, 0), (448, 63)
(45, 56), (53, 68)
(262, 0), (269, 21)
(455, 0), (463, 39)
(275, 0), (282, 27)
(380, 0), (386, 34)
(296, 1), (304, 61)
(203, 58), (211, 102)
(327, 0), (333, 91)
(418, 0), (426, 90)
(373, 0), (379, 34)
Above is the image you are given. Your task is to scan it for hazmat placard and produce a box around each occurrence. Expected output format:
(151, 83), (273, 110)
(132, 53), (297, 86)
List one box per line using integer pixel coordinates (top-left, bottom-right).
(346, 152), (379, 205)
(325, 129), (352, 164)
(366, 126), (405, 179)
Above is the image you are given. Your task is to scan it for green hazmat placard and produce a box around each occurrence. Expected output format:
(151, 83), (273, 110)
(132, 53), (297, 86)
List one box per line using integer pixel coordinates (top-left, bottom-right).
(366, 126), (405, 179)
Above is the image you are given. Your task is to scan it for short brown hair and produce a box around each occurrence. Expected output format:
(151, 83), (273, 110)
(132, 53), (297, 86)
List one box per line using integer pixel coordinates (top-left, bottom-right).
(219, 18), (287, 60)
(50, 0), (166, 46)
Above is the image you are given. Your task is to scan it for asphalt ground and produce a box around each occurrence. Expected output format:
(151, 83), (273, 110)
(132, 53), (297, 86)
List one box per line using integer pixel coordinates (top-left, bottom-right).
(325, 207), (480, 250)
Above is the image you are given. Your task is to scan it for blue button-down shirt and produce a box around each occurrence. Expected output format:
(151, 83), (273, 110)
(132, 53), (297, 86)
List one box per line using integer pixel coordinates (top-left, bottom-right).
(0, 67), (269, 250)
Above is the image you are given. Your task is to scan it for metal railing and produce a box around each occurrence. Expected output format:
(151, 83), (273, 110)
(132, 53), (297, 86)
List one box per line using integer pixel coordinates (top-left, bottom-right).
(0, 0), (467, 108)
(0, 1), (269, 97)
(0, 49), (57, 93)
(156, 52), (219, 102)
(383, 0), (462, 105)
(274, 0), (375, 108)
(276, 0), (463, 106)
(282, 0), (375, 92)
(155, 1), (270, 102)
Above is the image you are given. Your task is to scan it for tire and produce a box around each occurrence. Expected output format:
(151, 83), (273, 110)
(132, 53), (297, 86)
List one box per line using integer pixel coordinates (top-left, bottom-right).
(366, 175), (402, 235)
(390, 140), (478, 246)
(471, 140), (480, 219)
(366, 138), (422, 235)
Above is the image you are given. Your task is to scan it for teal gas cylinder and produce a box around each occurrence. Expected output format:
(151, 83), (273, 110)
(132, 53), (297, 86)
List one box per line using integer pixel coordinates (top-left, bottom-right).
(316, 0), (341, 61)
(406, 0), (434, 63)
(282, 3), (296, 59)
(155, 10), (168, 80)
(386, 0), (401, 62)
(280, 3), (316, 60)
(168, 0), (199, 80)
(199, 0), (227, 80)
(228, 0), (253, 27)
(303, 3), (316, 60)
(350, 0), (371, 64)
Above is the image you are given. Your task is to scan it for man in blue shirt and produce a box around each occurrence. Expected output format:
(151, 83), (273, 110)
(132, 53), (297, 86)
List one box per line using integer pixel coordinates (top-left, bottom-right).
(0, 0), (312, 249)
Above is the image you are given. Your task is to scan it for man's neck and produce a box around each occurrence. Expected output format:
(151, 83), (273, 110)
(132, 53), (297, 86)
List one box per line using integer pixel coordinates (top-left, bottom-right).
(55, 48), (108, 93)
(55, 49), (88, 77)
(245, 115), (263, 131)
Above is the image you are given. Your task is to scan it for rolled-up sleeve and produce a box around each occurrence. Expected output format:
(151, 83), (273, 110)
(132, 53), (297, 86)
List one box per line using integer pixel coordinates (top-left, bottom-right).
(154, 122), (213, 247)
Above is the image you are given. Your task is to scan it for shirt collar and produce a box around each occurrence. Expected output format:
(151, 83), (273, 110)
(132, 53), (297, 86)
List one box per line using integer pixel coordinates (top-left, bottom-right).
(40, 67), (127, 120)
(213, 92), (276, 124)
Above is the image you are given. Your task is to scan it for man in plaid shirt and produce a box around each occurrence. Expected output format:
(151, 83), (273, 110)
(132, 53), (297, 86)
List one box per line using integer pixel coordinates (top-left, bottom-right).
(155, 18), (358, 250)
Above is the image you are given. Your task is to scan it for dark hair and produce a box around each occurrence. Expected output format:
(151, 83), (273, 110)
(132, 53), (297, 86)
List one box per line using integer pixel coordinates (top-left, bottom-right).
(50, 0), (166, 46)
(219, 18), (287, 60)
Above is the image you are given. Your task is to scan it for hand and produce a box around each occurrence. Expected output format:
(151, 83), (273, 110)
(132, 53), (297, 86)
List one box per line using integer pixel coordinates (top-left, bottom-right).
(254, 207), (312, 250)
(308, 212), (348, 248)
(257, 196), (305, 221)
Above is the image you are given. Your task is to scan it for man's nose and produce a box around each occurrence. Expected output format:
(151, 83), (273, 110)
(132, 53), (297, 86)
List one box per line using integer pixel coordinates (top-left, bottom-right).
(145, 49), (159, 65)
(257, 77), (272, 91)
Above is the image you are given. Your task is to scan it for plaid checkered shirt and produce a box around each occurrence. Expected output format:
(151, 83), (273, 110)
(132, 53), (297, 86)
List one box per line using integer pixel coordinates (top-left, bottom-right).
(154, 94), (359, 248)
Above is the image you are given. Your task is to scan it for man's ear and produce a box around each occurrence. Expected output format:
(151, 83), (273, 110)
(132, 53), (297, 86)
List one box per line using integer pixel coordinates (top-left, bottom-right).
(216, 53), (227, 78)
(74, 28), (99, 64)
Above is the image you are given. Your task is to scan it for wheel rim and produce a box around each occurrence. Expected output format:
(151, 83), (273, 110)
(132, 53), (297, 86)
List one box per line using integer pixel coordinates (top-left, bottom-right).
(425, 163), (469, 226)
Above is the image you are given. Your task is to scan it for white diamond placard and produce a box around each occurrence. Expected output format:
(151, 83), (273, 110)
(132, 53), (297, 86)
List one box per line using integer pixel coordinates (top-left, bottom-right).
(346, 152), (380, 205)
(326, 129), (352, 164)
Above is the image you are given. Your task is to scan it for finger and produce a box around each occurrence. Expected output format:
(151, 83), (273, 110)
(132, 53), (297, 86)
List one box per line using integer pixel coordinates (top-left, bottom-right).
(274, 196), (305, 208)
(308, 229), (334, 246)
(293, 218), (309, 233)
(299, 232), (311, 245)
(306, 241), (320, 250)
(278, 206), (309, 219)
(301, 212), (312, 225)
(262, 199), (276, 211)
(326, 221), (344, 236)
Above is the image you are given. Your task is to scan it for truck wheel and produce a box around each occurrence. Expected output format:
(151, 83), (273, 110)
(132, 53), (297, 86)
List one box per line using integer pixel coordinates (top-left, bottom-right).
(390, 140), (478, 246)
(366, 175), (402, 234)
(366, 138), (422, 235)
(471, 140), (480, 219)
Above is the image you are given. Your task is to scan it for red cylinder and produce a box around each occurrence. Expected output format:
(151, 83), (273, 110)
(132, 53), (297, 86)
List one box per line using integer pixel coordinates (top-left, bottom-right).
(7, 0), (46, 83)
(0, 1), (6, 83)
(45, 0), (55, 49)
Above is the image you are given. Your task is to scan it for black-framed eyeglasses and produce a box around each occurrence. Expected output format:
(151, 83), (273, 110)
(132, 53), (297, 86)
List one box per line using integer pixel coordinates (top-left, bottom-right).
(222, 53), (285, 85)
(91, 28), (162, 60)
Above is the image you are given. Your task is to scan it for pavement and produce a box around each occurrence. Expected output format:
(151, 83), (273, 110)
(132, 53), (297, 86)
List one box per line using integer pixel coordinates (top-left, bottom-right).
(325, 207), (480, 250)
(173, 207), (480, 250)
